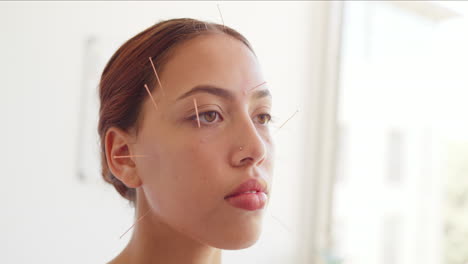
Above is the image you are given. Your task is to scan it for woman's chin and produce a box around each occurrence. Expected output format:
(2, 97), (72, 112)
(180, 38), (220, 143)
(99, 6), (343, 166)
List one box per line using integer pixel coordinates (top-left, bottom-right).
(221, 236), (261, 250)
(208, 225), (263, 250)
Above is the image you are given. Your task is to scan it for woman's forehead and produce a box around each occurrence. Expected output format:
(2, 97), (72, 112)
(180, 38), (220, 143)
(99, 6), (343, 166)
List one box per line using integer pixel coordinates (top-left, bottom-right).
(160, 34), (264, 100)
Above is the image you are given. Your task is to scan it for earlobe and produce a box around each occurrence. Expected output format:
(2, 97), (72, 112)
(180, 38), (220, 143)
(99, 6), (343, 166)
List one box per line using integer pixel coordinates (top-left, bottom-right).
(105, 127), (143, 188)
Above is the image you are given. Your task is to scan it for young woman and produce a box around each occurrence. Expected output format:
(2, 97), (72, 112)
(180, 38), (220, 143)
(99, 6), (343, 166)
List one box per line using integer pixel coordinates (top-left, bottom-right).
(98, 18), (275, 264)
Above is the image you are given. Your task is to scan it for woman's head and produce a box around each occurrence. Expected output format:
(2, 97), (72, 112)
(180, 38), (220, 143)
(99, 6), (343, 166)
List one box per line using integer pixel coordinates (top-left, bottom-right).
(98, 18), (274, 249)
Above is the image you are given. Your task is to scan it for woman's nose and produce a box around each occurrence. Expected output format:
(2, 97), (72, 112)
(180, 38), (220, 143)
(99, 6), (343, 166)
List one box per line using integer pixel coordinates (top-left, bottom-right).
(230, 117), (267, 168)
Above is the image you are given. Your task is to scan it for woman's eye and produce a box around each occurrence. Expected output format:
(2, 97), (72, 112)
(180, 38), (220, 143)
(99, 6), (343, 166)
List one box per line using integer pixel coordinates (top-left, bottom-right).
(255, 113), (272, 125)
(201, 111), (219, 123)
(190, 111), (222, 125)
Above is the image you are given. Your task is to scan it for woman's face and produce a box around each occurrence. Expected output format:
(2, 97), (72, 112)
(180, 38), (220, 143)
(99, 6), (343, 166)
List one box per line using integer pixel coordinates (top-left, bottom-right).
(133, 33), (274, 249)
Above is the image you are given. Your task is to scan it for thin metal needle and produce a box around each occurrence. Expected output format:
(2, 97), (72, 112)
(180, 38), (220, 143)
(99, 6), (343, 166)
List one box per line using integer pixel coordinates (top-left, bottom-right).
(193, 98), (201, 128)
(149, 57), (166, 96)
(113, 155), (148, 159)
(270, 212), (293, 234)
(144, 84), (159, 111)
(244, 81), (267, 96)
(249, 81), (267, 92)
(217, 4), (225, 30)
(119, 208), (152, 239)
(276, 110), (299, 133)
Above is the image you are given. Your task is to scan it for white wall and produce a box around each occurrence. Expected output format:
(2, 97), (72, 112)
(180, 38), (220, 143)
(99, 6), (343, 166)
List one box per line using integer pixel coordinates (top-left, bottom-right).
(0, 2), (329, 263)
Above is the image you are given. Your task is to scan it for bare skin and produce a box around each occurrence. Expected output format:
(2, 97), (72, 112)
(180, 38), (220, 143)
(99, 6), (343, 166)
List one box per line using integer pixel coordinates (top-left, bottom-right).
(106, 33), (274, 264)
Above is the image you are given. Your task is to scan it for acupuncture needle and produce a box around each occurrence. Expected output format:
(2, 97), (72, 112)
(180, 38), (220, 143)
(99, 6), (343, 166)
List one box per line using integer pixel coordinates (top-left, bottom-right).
(144, 84), (159, 111)
(113, 155), (149, 159)
(193, 98), (201, 128)
(119, 208), (152, 239)
(149, 57), (166, 96)
(274, 109), (299, 134)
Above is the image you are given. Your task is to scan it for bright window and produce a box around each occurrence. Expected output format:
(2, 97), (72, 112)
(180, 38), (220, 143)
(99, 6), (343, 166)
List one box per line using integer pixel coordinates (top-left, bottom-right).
(332, 2), (468, 264)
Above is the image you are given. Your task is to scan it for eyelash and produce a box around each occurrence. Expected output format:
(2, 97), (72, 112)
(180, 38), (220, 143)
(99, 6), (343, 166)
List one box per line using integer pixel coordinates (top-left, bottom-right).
(188, 111), (273, 127)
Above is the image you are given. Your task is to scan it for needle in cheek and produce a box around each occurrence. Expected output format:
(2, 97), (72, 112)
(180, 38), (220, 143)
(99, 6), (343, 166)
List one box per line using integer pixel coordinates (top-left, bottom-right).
(193, 98), (201, 128)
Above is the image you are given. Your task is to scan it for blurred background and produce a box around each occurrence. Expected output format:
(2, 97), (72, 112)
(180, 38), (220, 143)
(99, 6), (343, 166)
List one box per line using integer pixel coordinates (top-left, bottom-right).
(1, 1), (468, 264)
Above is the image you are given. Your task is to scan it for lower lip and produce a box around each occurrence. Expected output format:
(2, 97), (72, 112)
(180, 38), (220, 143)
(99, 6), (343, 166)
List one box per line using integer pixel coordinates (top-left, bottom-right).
(225, 192), (268, 211)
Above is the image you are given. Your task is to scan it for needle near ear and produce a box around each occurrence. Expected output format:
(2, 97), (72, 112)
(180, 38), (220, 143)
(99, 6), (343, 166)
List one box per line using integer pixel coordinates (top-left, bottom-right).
(113, 155), (149, 159)
(119, 208), (152, 239)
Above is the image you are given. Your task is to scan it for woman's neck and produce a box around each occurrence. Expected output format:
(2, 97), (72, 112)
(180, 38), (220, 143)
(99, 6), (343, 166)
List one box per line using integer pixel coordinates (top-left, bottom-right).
(109, 201), (222, 264)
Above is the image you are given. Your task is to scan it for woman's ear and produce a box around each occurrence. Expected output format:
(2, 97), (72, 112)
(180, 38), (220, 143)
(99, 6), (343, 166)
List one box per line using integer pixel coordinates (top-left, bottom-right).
(105, 127), (142, 188)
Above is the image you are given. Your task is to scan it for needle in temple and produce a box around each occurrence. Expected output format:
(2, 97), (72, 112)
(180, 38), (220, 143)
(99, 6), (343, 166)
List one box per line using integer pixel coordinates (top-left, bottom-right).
(149, 57), (166, 96)
(144, 84), (159, 111)
(119, 208), (152, 239)
(193, 98), (201, 128)
(276, 110), (299, 133)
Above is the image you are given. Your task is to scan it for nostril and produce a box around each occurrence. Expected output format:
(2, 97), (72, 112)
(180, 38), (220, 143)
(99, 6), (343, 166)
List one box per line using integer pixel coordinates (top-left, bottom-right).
(240, 157), (253, 165)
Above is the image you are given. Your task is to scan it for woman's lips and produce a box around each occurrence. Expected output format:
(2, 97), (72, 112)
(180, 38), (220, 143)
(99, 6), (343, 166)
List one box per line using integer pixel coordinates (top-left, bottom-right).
(224, 179), (268, 211)
(225, 191), (267, 211)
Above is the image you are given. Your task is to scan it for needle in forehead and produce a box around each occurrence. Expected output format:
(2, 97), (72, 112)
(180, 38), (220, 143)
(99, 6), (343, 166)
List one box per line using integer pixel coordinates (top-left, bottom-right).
(144, 84), (159, 111)
(193, 98), (201, 128)
(244, 81), (267, 95)
(250, 81), (267, 91)
(149, 57), (166, 96)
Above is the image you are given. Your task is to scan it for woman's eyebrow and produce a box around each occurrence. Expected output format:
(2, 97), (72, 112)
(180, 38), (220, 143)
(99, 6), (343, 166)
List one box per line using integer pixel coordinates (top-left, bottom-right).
(177, 85), (234, 101)
(177, 84), (271, 101)
(252, 89), (271, 100)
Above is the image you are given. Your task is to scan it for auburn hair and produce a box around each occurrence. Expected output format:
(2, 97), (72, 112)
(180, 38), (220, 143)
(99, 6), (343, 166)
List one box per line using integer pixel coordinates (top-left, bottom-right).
(98, 18), (254, 204)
